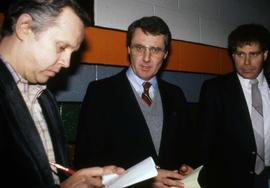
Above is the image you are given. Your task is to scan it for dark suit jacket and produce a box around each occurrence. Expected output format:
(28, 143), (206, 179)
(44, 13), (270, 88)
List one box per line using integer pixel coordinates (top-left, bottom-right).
(198, 72), (270, 188)
(74, 69), (197, 171)
(0, 59), (69, 188)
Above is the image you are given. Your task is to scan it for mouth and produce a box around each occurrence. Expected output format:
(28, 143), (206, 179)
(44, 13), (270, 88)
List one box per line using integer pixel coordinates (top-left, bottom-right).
(241, 68), (256, 73)
(46, 70), (58, 77)
(141, 65), (151, 71)
(239, 67), (260, 78)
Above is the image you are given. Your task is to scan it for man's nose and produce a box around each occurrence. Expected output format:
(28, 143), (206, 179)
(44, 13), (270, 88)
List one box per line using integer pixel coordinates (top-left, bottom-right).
(143, 49), (151, 62)
(243, 55), (251, 65)
(59, 53), (71, 68)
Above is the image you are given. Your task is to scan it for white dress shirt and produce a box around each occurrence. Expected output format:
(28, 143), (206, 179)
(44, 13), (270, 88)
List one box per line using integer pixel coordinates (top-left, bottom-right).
(126, 67), (157, 99)
(238, 71), (270, 166)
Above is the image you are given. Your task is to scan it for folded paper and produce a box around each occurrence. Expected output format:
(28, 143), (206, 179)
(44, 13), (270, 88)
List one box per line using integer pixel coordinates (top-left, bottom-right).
(102, 157), (158, 188)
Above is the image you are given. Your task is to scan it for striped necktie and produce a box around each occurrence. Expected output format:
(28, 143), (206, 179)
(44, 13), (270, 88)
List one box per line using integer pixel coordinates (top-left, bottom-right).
(142, 82), (152, 106)
(250, 79), (265, 174)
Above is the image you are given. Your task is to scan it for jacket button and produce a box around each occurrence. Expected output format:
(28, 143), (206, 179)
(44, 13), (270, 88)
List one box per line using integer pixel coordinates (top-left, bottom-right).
(252, 151), (256, 155)
(250, 171), (254, 174)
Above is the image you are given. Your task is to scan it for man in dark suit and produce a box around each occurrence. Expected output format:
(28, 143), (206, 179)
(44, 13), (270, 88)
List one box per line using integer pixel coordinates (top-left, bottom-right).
(198, 24), (270, 188)
(75, 16), (196, 188)
(0, 0), (123, 187)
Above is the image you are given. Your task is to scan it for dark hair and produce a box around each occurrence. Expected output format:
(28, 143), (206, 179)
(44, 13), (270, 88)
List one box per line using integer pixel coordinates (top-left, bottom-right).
(228, 24), (270, 56)
(1, 0), (91, 37)
(126, 16), (172, 52)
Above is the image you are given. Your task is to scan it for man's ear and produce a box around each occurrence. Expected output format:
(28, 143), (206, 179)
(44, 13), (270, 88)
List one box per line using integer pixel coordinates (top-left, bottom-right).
(15, 13), (33, 40)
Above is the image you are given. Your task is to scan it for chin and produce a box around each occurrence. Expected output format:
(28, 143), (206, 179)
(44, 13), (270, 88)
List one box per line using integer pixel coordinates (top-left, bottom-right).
(241, 74), (257, 79)
(139, 75), (151, 81)
(37, 77), (50, 84)
(139, 72), (153, 80)
(36, 81), (47, 85)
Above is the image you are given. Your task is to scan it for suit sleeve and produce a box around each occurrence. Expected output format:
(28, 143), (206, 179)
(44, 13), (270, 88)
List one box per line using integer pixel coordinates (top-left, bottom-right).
(74, 81), (109, 169)
(198, 80), (222, 164)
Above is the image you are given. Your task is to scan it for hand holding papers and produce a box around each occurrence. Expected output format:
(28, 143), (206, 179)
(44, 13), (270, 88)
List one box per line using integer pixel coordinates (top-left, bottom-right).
(181, 165), (203, 188)
(171, 165), (203, 188)
(102, 157), (158, 188)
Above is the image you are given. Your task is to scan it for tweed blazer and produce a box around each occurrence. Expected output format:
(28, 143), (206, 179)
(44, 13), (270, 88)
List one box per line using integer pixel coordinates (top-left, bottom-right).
(0, 59), (69, 188)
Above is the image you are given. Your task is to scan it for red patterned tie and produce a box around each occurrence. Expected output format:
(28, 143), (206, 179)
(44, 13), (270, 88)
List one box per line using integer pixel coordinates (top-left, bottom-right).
(142, 82), (152, 105)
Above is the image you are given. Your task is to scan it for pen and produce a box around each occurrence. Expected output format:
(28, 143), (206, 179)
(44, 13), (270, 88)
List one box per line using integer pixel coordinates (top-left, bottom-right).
(50, 162), (76, 175)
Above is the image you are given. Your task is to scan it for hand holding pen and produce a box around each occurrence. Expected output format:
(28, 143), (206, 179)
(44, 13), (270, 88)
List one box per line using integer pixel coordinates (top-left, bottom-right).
(50, 162), (76, 175)
(49, 162), (125, 188)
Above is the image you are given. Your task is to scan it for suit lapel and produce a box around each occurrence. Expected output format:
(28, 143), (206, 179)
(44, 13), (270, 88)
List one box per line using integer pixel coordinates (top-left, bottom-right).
(38, 90), (68, 167)
(121, 72), (144, 120)
(120, 71), (158, 158)
(227, 73), (256, 150)
(157, 79), (176, 155)
(158, 80), (171, 126)
(264, 71), (270, 88)
(0, 60), (54, 183)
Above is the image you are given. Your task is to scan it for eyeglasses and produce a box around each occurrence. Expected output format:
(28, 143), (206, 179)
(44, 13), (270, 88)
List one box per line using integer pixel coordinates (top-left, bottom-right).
(234, 51), (263, 59)
(130, 44), (166, 56)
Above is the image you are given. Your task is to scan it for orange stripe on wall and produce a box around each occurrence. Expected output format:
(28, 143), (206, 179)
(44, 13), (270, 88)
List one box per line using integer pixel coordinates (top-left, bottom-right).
(0, 14), (233, 75)
(82, 27), (129, 67)
(219, 50), (234, 73)
(82, 27), (233, 74)
(179, 42), (220, 74)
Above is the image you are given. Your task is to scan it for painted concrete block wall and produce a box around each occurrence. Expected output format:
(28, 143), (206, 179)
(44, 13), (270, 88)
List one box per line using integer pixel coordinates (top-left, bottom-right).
(95, 0), (270, 48)
(52, 0), (270, 103)
(52, 64), (214, 102)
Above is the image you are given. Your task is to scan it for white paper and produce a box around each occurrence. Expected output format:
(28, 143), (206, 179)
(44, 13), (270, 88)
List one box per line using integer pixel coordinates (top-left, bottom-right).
(102, 157), (158, 188)
(170, 165), (203, 188)
(178, 165), (203, 188)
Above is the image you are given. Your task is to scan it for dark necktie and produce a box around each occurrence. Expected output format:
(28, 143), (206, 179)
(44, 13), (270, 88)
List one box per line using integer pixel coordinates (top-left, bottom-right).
(142, 82), (152, 106)
(250, 79), (264, 174)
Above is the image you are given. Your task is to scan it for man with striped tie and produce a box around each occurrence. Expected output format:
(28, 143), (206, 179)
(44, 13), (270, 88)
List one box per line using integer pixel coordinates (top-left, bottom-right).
(75, 16), (197, 188)
(198, 24), (270, 188)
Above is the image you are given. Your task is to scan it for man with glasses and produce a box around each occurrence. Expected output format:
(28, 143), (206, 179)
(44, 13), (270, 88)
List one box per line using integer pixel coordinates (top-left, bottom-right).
(74, 16), (197, 187)
(198, 24), (270, 188)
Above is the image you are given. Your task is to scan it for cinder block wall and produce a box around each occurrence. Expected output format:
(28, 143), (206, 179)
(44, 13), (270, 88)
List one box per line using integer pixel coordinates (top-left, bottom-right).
(53, 0), (270, 103)
(46, 0), (270, 143)
(95, 0), (270, 48)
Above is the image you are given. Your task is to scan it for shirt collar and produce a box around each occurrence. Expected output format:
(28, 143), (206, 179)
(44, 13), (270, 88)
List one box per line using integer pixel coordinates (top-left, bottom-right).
(0, 55), (46, 97)
(126, 67), (157, 89)
(0, 55), (20, 83)
(237, 70), (265, 89)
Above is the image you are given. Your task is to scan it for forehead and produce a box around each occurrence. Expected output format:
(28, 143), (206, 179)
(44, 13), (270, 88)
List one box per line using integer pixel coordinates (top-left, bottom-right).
(46, 7), (84, 48)
(131, 28), (165, 47)
(236, 42), (261, 51)
(236, 42), (261, 52)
